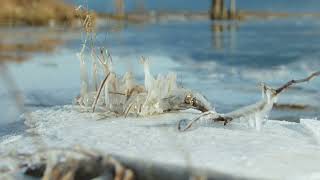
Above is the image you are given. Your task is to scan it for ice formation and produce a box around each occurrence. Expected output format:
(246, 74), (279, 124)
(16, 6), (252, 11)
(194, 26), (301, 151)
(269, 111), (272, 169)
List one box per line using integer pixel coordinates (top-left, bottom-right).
(75, 43), (283, 131)
(226, 84), (278, 130)
(75, 47), (213, 117)
(178, 84), (279, 131)
(77, 43), (89, 107)
(75, 42), (318, 131)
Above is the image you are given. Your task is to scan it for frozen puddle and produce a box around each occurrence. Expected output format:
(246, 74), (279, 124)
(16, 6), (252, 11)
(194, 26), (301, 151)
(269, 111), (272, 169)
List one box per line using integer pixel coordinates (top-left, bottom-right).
(1, 105), (320, 180)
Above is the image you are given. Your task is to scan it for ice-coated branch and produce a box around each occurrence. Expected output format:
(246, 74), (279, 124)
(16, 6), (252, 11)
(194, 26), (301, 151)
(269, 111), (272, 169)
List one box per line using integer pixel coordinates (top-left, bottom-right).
(178, 112), (232, 132)
(275, 71), (320, 95)
(178, 71), (320, 132)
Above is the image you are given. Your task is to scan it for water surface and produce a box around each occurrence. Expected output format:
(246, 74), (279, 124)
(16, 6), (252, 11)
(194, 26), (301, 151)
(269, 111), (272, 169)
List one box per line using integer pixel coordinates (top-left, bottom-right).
(1, 1), (320, 136)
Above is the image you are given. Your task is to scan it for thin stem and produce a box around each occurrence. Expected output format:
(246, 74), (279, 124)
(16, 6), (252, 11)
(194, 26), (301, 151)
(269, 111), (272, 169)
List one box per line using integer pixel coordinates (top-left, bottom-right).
(92, 72), (111, 112)
(178, 112), (232, 132)
(178, 112), (212, 131)
(124, 102), (134, 118)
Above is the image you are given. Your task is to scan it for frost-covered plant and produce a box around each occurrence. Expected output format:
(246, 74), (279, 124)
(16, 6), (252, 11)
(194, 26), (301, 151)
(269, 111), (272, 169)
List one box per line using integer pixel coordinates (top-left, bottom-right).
(75, 6), (319, 131)
(75, 47), (213, 116)
(74, 6), (213, 115)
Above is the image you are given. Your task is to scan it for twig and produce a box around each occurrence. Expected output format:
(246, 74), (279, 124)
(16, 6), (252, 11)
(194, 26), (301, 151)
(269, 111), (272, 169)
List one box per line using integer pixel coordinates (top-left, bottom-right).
(275, 71), (320, 95)
(92, 73), (111, 112)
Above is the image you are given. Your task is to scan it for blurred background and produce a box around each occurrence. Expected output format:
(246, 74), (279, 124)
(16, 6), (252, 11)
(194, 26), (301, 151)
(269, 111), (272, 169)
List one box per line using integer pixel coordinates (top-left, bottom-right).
(1, 0), (320, 136)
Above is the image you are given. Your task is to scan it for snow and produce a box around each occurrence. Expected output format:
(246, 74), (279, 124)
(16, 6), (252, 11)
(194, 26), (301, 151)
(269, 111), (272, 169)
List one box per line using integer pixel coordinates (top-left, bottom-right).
(1, 106), (320, 179)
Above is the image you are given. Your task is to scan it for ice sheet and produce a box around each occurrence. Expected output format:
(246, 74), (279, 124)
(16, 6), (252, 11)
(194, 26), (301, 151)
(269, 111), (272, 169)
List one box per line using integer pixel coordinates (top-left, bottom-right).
(1, 106), (320, 179)
(301, 118), (320, 144)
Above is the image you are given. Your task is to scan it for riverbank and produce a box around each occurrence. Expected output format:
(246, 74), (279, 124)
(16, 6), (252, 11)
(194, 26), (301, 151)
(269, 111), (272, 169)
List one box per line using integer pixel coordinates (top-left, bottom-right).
(0, 0), (96, 26)
(1, 0), (320, 26)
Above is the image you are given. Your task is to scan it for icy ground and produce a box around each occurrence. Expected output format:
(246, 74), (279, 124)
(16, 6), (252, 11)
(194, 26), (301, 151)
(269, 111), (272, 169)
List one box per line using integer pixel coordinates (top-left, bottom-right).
(1, 106), (320, 180)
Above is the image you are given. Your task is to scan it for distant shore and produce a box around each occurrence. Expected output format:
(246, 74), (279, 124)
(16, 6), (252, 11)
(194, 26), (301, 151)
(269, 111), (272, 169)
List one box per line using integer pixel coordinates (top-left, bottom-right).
(0, 0), (95, 26)
(99, 10), (320, 23)
(1, 0), (320, 26)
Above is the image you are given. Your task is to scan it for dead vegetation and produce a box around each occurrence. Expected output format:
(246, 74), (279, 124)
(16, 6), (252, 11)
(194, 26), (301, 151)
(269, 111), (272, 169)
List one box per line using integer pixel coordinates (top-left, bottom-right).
(0, 0), (96, 26)
(0, 38), (63, 53)
(2, 148), (135, 180)
(0, 38), (64, 63)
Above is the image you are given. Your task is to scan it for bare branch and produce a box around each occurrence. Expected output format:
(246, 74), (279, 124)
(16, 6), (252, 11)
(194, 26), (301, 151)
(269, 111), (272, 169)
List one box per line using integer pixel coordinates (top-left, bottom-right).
(275, 71), (320, 95)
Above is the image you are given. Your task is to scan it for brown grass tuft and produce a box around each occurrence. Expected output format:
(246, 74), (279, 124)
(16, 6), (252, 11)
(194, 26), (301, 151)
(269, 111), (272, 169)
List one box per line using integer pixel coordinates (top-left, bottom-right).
(0, 0), (96, 26)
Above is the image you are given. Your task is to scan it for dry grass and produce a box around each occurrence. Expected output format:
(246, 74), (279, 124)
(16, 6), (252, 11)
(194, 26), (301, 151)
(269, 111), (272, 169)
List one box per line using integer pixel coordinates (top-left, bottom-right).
(0, 54), (26, 62)
(0, 0), (96, 62)
(0, 38), (63, 53)
(0, 0), (96, 26)
(0, 38), (64, 63)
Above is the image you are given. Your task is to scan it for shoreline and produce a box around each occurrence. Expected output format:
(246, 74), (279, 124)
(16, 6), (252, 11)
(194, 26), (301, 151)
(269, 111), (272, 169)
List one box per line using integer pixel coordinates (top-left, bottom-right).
(0, 0), (96, 26)
(98, 10), (320, 23)
(1, 2), (320, 27)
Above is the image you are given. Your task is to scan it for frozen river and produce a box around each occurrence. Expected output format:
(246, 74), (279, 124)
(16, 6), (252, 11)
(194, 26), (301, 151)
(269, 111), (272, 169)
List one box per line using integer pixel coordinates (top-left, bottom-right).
(1, 19), (320, 130)
(0, 1), (320, 178)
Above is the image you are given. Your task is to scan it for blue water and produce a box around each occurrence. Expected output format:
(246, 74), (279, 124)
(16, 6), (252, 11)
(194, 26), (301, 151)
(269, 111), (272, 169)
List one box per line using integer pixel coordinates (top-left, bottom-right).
(88, 19), (320, 118)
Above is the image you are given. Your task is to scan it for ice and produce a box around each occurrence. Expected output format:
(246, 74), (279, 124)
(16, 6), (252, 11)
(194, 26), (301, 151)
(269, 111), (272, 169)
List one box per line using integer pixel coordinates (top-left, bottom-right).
(141, 57), (155, 93)
(76, 49), (213, 116)
(300, 118), (320, 144)
(77, 44), (89, 99)
(226, 84), (278, 131)
(1, 106), (320, 179)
